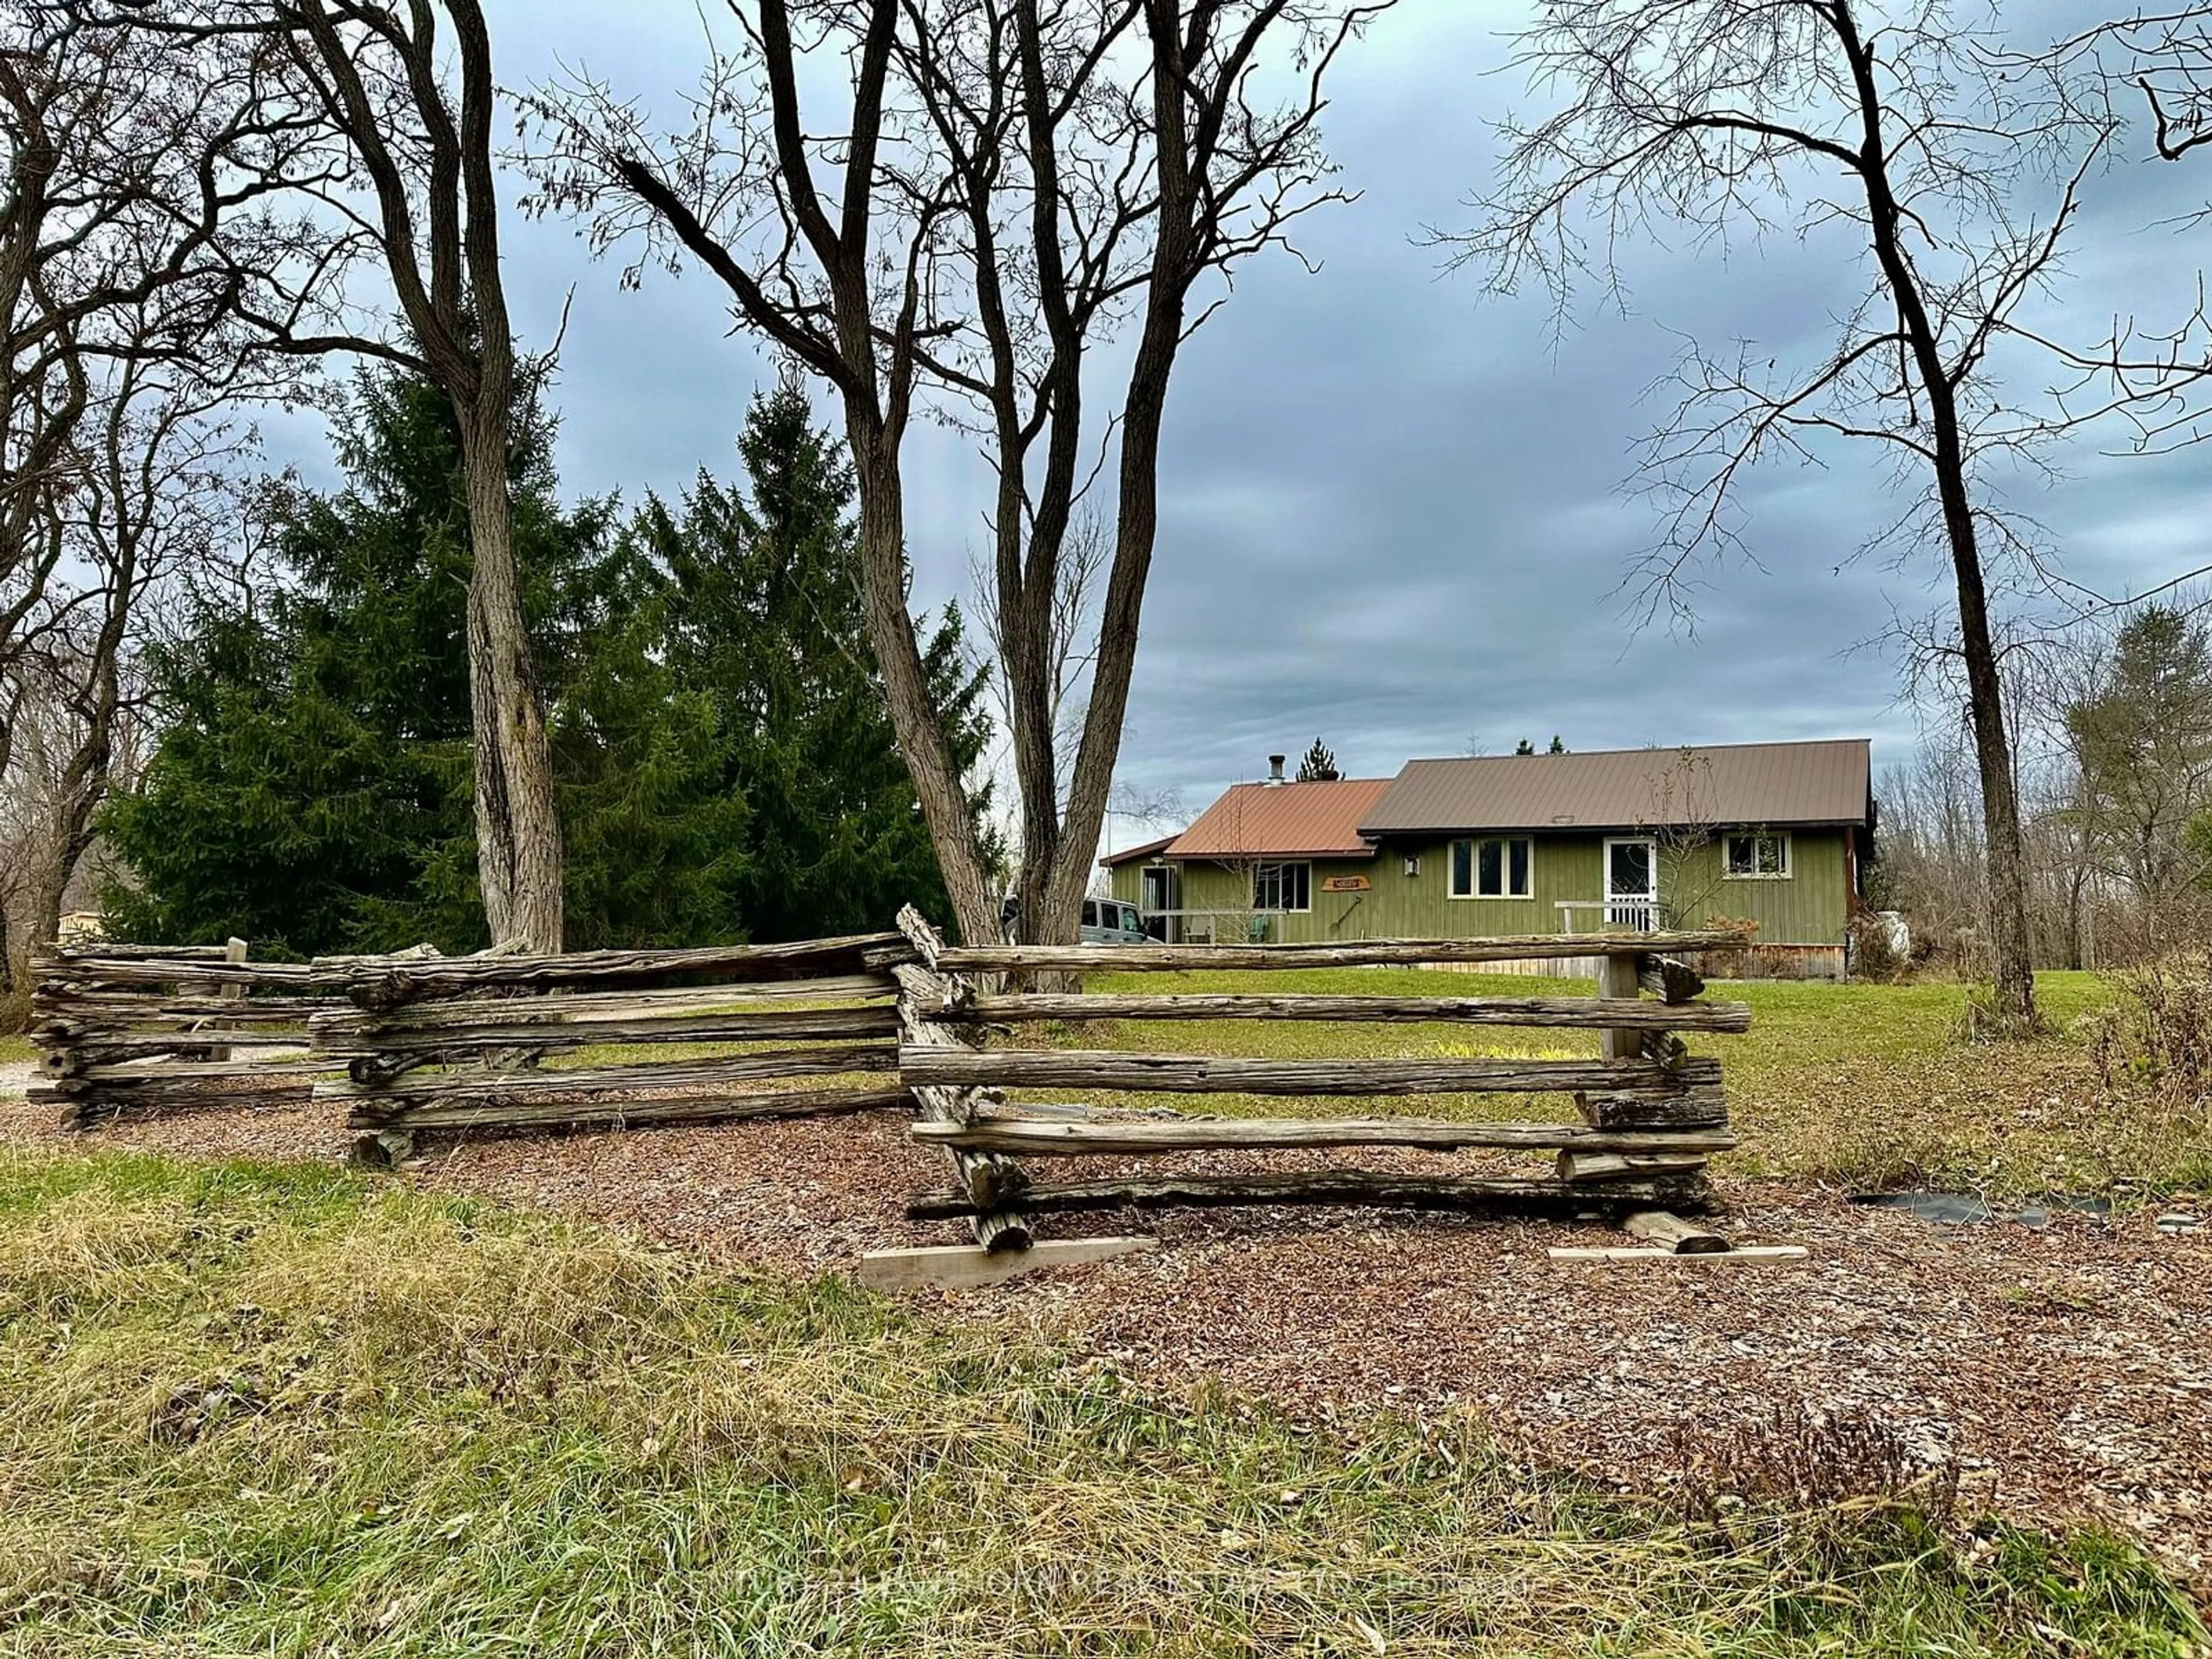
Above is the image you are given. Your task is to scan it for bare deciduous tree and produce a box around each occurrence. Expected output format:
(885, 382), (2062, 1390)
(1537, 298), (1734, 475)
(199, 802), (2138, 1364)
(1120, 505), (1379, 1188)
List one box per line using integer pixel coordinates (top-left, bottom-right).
(526, 0), (1385, 945)
(115, 0), (567, 950)
(1444, 0), (2212, 1029)
(1, 6), (306, 992)
(968, 503), (1110, 819)
(24, 306), (261, 952)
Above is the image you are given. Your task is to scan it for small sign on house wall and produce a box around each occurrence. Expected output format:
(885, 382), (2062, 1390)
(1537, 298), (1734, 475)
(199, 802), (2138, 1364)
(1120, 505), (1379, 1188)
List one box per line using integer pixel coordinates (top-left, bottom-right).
(1321, 875), (1372, 892)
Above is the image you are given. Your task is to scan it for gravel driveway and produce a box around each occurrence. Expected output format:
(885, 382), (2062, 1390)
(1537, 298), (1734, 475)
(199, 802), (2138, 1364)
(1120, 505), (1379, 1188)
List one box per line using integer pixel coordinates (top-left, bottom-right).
(3, 1085), (2204, 1589)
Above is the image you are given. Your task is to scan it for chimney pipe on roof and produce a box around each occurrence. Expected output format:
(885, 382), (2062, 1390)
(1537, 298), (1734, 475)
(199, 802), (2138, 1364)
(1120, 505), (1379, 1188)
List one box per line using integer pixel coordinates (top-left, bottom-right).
(1267, 754), (1286, 784)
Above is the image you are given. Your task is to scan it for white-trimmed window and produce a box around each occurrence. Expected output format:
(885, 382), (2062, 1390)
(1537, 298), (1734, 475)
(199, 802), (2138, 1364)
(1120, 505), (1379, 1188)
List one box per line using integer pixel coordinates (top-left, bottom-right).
(1724, 831), (1791, 879)
(1450, 836), (1533, 899)
(1251, 861), (1312, 912)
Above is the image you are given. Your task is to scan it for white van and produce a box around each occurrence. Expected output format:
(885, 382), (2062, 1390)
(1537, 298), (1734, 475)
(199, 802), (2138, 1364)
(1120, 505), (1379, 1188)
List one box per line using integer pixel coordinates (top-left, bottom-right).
(1080, 897), (1150, 945)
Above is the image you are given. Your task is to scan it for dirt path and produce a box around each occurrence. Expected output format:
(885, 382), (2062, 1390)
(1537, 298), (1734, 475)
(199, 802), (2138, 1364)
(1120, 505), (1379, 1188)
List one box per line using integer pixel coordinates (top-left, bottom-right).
(3, 1086), (2204, 1588)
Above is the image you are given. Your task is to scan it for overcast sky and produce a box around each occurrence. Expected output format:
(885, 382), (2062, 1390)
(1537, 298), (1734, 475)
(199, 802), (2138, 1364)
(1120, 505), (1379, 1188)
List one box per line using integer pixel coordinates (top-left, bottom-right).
(275, 1), (2212, 851)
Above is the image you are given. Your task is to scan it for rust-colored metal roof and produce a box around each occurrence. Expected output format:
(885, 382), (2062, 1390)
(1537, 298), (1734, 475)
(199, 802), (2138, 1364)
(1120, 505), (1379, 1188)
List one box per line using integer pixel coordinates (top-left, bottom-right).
(1359, 740), (1872, 834)
(1147, 778), (1393, 862)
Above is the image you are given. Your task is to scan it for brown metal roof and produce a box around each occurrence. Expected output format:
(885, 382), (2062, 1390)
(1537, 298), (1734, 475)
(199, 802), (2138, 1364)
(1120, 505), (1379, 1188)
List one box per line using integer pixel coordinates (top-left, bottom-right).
(1149, 778), (1393, 861)
(1359, 740), (1872, 834)
(1099, 832), (1178, 868)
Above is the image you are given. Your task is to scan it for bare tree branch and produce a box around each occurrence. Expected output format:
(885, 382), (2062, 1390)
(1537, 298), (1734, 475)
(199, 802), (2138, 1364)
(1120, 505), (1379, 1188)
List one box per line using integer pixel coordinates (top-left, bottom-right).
(523, 0), (1389, 945)
(1438, 0), (2212, 1028)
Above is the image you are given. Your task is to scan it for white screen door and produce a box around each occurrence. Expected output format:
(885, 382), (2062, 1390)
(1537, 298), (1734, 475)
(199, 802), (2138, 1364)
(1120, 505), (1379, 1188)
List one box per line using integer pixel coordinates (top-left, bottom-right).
(1603, 838), (1657, 931)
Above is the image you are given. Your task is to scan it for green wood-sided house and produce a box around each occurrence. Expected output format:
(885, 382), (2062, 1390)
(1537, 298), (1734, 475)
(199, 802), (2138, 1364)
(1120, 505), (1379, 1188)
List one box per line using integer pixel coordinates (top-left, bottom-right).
(1103, 738), (1873, 978)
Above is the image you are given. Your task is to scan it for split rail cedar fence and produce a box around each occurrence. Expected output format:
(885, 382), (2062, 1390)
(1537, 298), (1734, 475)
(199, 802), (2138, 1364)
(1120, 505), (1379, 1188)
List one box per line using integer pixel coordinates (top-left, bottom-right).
(31, 916), (1751, 1252)
(28, 941), (346, 1127)
(891, 911), (1749, 1240)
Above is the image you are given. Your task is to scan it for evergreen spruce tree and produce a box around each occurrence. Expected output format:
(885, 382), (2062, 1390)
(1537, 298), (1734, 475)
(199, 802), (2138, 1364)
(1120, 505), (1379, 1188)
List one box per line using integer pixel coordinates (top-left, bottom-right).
(633, 378), (995, 939)
(105, 368), (994, 952)
(1296, 738), (1340, 782)
(103, 367), (607, 955)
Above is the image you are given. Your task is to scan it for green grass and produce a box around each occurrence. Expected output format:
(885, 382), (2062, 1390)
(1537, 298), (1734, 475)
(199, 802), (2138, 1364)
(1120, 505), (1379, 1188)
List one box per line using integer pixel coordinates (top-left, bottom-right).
(1071, 969), (2209, 1198)
(1, 1147), (2201, 1657)
(0, 1032), (31, 1066)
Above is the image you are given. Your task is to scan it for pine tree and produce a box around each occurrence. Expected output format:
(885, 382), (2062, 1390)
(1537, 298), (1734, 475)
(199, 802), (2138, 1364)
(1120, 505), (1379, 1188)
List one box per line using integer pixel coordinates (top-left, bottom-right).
(2066, 604), (2212, 909)
(1296, 738), (1340, 782)
(1514, 738), (1536, 756)
(630, 378), (995, 940)
(104, 369), (996, 952)
(1548, 735), (1567, 754)
(103, 366), (606, 954)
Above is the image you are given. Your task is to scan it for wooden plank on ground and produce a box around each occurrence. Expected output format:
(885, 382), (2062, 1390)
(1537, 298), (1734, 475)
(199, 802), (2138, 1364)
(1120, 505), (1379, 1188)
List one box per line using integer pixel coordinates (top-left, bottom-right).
(1626, 1209), (1730, 1253)
(1546, 1245), (1808, 1265)
(855, 1235), (1156, 1291)
(912, 1113), (1737, 1156)
(935, 931), (1751, 975)
(900, 1046), (1720, 1098)
(948, 991), (1751, 1031)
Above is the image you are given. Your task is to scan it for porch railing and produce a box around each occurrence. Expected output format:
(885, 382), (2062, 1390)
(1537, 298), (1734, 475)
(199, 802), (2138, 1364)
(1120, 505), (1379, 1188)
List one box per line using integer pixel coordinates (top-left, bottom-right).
(1557, 899), (1658, 933)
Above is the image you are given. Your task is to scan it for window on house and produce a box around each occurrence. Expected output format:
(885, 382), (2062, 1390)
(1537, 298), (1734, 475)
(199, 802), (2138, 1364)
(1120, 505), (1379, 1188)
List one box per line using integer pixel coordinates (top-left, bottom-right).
(1449, 836), (1533, 898)
(1724, 831), (1791, 878)
(1252, 861), (1312, 912)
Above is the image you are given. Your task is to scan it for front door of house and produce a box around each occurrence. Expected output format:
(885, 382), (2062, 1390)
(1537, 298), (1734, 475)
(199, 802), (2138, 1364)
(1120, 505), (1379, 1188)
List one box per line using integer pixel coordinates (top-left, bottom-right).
(1603, 838), (1657, 931)
(1139, 864), (1180, 942)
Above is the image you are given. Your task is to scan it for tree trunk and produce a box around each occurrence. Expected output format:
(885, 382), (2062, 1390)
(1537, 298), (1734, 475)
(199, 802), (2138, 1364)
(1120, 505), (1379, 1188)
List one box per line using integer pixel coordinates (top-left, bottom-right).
(29, 855), (67, 955)
(35, 643), (119, 956)
(1950, 518), (2037, 1025)
(1836, 0), (2035, 1029)
(2066, 862), (2089, 972)
(1033, 5), (1198, 949)
(458, 404), (564, 952)
(846, 421), (1001, 946)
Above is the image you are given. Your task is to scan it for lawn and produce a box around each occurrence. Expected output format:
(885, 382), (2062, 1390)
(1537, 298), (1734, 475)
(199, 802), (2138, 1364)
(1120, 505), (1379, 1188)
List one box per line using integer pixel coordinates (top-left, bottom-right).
(0, 1032), (31, 1066)
(0, 1146), (2200, 1657)
(1070, 968), (2209, 1199)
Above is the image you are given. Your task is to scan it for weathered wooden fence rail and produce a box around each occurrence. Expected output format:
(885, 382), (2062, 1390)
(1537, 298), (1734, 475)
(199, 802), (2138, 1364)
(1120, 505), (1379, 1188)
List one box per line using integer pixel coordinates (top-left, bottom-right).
(309, 931), (918, 1165)
(899, 928), (1749, 1225)
(29, 940), (349, 1127)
